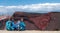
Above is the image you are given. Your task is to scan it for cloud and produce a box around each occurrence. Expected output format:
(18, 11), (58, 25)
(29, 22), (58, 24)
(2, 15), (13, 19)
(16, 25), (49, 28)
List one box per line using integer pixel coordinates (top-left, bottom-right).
(0, 3), (60, 15)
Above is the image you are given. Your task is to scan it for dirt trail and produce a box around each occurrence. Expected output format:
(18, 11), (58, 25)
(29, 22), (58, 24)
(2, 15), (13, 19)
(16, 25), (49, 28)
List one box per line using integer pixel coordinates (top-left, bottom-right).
(0, 30), (60, 33)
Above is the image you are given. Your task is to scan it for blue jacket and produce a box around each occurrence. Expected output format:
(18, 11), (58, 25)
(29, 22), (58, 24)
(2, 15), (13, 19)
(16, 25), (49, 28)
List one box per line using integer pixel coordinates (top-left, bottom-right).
(6, 20), (12, 30)
(19, 21), (26, 27)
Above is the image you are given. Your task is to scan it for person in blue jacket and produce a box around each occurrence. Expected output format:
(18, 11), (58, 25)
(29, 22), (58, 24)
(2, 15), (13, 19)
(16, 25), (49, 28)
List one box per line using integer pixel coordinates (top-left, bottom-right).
(6, 18), (15, 31)
(6, 20), (14, 30)
(19, 18), (26, 31)
(11, 21), (20, 30)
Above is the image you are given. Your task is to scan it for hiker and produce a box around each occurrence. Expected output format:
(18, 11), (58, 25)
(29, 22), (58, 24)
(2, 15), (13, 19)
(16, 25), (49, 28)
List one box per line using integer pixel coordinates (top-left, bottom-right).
(6, 20), (14, 30)
(11, 19), (21, 30)
(6, 18), (15, 31)
(11, 21), (17, 30)
(19, 18), (26, 31)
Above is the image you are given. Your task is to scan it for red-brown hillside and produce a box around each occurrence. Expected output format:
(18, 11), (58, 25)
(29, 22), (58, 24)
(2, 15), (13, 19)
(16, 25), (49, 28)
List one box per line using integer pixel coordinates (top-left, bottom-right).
(0, 12), (60, 31)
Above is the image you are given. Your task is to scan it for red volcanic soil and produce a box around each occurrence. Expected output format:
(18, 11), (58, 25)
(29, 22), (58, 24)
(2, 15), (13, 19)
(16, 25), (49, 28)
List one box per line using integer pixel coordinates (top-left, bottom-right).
(29, 14), (51, 30)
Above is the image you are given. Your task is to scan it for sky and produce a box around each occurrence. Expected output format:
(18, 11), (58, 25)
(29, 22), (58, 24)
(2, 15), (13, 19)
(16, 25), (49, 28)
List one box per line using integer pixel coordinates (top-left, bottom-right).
(0, 0), (60, 15)
(0, 0), (60, 6)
